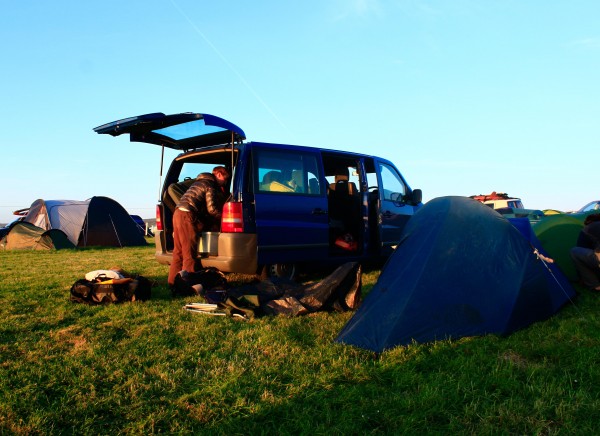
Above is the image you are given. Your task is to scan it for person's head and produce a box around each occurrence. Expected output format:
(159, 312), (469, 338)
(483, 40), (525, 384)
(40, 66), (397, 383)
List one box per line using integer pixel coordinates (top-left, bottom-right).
(213, 166), (231, 186)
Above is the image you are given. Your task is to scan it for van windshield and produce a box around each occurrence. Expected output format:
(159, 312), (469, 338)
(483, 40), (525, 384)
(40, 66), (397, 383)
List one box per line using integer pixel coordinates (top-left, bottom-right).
(507, 200), (524, 209)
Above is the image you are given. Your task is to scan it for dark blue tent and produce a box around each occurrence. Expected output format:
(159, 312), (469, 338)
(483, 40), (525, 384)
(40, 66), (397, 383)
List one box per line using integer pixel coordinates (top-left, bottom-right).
(336, 196), (576, 353)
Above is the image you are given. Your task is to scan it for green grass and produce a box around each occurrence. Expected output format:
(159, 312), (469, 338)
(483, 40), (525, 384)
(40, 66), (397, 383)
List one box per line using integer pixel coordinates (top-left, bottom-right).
(1, 243), (599, 434)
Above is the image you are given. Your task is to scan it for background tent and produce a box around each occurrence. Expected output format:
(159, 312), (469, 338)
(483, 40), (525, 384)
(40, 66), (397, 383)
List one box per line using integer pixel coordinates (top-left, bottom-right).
(1, 221), (75, 250)
(20, 197), (146, 247)
(532, 212), (595, 281)
(336, 196), (575, 353)
(507, 217), (574, 295)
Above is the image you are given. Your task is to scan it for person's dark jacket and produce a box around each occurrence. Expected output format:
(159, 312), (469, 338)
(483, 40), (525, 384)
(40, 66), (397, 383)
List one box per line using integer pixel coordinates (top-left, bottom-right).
(177, 173), (226, 227)
(576, 221), (600, 250)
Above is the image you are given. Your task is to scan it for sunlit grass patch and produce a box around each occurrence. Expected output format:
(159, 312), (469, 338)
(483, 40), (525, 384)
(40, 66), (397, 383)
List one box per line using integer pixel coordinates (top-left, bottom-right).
(1, 245), (599, 434)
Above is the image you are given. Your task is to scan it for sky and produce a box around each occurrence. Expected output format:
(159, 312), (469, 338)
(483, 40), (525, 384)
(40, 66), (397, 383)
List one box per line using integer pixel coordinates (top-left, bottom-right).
(1, 0), (598, 224)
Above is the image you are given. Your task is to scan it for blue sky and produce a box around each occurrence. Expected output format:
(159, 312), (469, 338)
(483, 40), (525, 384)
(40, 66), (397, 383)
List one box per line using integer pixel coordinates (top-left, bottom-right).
(1, 0), (598, 223)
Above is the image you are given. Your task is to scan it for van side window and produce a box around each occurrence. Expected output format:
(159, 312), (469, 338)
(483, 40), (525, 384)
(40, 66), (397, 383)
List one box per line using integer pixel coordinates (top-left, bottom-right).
(255, 149), (321, 195)
(379, 163), (407, 203)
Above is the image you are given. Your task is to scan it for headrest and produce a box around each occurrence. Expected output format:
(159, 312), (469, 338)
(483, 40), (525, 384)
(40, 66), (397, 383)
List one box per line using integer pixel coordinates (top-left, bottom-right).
(333, 166), (349, 183)
(291, 170), (304, 190)
(262, 171), (282, 184)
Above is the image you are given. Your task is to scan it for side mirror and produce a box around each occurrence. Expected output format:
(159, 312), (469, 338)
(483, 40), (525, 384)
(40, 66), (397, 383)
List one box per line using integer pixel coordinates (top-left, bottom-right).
(411, 189), (422, 205)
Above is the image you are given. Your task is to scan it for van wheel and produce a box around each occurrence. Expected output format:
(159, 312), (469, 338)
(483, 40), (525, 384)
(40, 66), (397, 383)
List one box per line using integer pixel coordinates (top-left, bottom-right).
(259, 263), (296, 280)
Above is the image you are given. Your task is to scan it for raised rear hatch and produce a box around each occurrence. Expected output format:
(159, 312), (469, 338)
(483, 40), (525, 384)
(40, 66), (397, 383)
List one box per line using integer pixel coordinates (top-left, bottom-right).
(93, 112), (246, 151)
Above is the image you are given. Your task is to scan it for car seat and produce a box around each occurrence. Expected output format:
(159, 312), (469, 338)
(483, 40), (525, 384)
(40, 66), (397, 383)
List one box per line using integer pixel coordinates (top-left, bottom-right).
(290, 170), (305, 193)
(164, 178), (195, 212)
(261, 170), (294, 192)
(308, 177), (320, 194)
(328, 167), (361, 246)
(329, 167), (358, 196)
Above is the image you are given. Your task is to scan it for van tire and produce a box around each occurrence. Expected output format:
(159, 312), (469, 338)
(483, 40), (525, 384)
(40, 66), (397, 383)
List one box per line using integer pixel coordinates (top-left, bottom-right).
(259, 263), (296, 281)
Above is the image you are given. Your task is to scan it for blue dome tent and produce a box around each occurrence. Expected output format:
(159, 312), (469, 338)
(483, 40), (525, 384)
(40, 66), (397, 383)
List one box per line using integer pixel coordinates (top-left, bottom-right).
(336, 196), (575, 353)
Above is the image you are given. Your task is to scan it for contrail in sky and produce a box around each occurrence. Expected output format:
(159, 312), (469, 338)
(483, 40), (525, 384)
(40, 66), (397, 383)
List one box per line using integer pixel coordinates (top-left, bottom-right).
(170, 0), (288, 130)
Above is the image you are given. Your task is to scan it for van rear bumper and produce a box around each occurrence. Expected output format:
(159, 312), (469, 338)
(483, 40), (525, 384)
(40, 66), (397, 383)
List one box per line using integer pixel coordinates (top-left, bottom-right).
(155, 230), (170, 265)
(202, 233), (258, 274)
(154, 230), (258, 274)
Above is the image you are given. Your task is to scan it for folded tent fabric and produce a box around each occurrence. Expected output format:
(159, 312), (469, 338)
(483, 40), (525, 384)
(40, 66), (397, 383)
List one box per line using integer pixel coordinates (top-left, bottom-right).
(177, 263), (362, 317)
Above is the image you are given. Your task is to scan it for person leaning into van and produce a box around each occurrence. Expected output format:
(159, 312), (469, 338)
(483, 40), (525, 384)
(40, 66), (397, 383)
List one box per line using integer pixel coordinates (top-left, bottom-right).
(570, 213), (600, 291)
(168, 166), (231, 290)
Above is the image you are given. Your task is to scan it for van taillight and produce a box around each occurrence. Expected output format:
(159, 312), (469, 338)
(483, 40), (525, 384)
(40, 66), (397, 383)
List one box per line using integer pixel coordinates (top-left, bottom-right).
(156, 205), (163, 231)
(221, 202), (243, 233)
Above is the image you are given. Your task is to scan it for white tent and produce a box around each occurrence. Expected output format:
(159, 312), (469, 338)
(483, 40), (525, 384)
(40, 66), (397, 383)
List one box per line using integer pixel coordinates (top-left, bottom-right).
(26, 200), (89, 246)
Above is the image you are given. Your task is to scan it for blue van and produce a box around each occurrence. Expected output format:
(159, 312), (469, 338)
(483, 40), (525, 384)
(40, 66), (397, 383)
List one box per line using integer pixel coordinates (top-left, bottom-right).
(94, 112), (422, 278)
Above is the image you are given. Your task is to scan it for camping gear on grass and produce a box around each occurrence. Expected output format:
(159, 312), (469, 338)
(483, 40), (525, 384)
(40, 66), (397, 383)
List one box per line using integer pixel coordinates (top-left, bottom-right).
(225, 261), (362, 318)
(70, 270), (152, 304)
(172, 268), (228, 298)
(179, 262), (362, 319)
(183, 303), (223, 314)
(336, 196), (576, 353)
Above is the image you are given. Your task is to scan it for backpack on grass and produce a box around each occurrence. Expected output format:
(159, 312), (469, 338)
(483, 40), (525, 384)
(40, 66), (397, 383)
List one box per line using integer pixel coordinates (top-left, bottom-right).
(172, 267), (228, 298)
(70, 275), (151, 305)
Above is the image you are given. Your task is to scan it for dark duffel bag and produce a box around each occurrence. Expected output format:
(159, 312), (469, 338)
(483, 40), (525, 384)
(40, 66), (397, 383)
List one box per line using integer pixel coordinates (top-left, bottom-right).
(70, 276), (151, 305)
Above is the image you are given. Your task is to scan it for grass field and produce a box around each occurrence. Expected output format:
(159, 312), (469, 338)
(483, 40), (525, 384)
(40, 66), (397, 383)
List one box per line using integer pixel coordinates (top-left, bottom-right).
(1, 242), (599, 434)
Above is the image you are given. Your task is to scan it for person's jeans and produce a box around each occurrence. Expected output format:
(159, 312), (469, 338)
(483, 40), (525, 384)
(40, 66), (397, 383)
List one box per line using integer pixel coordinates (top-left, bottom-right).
(168, 208), (203, 286)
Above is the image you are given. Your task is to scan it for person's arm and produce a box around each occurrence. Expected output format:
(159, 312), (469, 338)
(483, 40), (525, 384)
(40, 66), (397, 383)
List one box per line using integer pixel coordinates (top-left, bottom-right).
(205, 187), (222, 220)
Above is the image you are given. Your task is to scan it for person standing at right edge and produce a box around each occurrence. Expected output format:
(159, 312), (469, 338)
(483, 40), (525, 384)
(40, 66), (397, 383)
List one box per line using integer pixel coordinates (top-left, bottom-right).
(570, 213), (600, 291)
(168, 166), (231, 290)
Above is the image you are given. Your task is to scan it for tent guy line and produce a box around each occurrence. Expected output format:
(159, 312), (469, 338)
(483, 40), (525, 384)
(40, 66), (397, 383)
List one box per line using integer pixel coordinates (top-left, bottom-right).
(535, 251), (580, 311)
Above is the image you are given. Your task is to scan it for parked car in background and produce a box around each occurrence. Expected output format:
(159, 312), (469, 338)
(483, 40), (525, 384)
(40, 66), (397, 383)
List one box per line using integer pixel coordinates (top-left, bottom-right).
(470, 191), (544, 223)
(95, 112), (423, 278)
(470, 192), (524, 210)
(0, 216), (25, 239)
(577, 200), (600, 213)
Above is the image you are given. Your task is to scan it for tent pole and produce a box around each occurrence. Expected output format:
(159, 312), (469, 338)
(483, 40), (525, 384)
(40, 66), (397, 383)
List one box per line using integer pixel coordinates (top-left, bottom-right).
(159, 145), (165, 202)
(231, 132), (234, 171)
(82, 213), (88, 247)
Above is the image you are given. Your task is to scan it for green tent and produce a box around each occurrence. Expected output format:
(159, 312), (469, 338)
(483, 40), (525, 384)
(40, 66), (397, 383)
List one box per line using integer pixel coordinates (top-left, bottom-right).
(0, 222), (75, 251)
(532, 211), (596, 281)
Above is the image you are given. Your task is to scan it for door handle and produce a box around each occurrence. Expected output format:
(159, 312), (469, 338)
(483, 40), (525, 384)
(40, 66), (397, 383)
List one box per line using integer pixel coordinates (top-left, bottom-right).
(312, 208), (328, 215)
(382, 211), (393, 218)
